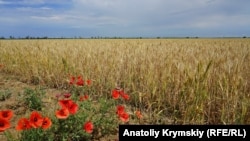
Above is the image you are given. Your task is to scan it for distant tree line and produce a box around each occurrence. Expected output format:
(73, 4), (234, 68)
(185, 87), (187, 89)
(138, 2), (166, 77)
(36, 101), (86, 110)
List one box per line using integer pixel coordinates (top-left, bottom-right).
(0, 36), (49, 39)
(0, 35), (249, 40)
(0, 36), (145, 39)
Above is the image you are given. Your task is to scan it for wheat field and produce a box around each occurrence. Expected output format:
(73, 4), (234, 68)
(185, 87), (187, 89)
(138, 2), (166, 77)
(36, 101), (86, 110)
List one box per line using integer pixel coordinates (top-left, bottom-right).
(0, 38), (249, 124)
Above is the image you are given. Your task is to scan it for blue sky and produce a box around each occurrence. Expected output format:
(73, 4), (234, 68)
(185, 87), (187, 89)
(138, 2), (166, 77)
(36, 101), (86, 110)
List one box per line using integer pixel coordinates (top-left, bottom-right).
(0, 0), (250, 38)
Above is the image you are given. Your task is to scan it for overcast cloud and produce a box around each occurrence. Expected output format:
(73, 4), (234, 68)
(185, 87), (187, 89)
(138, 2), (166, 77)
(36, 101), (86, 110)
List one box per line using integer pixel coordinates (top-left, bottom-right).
(0, 0), (249, 37)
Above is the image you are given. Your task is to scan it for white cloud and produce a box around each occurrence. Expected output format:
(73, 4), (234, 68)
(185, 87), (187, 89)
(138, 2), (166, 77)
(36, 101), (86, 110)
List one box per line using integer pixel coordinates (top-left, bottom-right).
(31, 15), (63, 21)
(1, 0), (250, 37)
(187, 14), (250, 29)
(21, 0), (45, 5)
(16, 6), (52, 11)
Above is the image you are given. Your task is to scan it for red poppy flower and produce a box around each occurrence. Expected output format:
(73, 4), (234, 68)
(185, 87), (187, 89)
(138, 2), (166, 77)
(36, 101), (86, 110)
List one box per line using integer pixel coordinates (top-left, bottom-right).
(79, 94), (88, 101)
(16, 118), (32, 131)
(112, 89), (120, 99)
(0, 110), (14, 120)
(29, 111), (43, 128)
(59, 99), (73, 109)
(69, 76), (75, 85)
(59, 99), (78, 114)
(116, 105), (125, 115)
(119, 112), (129, 123)
(120, 92), (130, 100)
(41, 117), (52, 130)
(135, 111), (143, 119)
(86, 79), (91, 86)
(76, 76), (84, 86)
(55, 108), (69, 119)
(83, 121), (94, 134)
(68, 102), (78, 115)
(63, 93), (71, 98)
(0, 118), (10, 132)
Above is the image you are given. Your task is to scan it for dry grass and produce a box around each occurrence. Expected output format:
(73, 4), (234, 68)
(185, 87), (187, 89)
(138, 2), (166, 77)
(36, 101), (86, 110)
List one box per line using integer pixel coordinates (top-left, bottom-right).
(0, 38), (249, 124)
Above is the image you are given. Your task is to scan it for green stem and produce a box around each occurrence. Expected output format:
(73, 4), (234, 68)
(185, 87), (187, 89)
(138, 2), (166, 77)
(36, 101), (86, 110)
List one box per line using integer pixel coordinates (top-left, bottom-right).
(4, 130), (15, 141)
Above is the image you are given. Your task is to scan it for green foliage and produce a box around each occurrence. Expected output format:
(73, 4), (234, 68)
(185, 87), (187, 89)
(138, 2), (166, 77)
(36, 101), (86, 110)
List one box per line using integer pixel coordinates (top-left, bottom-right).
(52, 115), (91, 141)
(0, 89), (12, 101)
(23, 87), (45, 111)
(16, 84), (120, 141)
(81, 97), (118, 136)
(19, 128), (54, 141)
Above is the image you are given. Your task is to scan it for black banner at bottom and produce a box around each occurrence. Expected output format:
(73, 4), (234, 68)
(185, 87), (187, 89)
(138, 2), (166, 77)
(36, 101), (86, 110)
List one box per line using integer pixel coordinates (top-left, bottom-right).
(119, 125), (250, 140)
